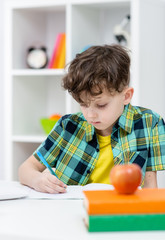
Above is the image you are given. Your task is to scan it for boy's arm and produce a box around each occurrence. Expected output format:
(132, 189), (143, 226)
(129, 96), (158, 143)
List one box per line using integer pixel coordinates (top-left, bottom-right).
(143, 171), (157, 188)
(18, 155), (67, 193)
(144, 117), (165, 188)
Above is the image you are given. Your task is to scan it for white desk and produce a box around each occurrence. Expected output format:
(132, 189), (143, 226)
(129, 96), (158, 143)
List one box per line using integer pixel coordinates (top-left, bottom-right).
(0, 199), (165, 240)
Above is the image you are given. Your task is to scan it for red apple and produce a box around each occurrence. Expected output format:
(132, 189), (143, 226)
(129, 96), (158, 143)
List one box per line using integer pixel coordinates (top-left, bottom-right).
(110, 163), (142, 194)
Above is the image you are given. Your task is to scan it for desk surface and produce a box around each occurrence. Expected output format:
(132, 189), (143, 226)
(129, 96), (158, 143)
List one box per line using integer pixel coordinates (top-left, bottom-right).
(0, 199), (165, 240)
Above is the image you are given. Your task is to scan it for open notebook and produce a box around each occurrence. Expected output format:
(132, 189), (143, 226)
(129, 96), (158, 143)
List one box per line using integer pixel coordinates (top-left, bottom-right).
(0, 181), (114, 200)
(24, 183), (114, 199)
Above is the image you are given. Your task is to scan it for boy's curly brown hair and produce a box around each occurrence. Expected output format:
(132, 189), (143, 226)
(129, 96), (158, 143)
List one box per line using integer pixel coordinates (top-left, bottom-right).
(62, 44), (130, 103)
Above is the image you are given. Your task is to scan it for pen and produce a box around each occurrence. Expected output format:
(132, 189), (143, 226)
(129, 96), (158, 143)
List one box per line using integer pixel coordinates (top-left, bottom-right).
(36, 151), (59, 179)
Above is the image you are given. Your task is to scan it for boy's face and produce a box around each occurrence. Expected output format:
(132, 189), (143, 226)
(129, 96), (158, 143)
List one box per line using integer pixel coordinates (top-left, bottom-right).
(80, 88), (132, 136)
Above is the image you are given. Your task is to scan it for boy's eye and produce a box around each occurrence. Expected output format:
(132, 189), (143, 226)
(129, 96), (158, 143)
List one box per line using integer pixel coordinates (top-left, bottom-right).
(97, 104), (107, 108)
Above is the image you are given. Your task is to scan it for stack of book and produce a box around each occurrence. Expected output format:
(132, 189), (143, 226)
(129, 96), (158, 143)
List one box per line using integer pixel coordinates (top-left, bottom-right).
(48, 33), (66, 69)
(83, 188), (165, 232)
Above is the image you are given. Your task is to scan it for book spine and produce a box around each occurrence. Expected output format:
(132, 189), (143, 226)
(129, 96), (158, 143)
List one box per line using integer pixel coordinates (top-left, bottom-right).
(86, 214), (165, 232)
(48, 33), (62, 69)
(86, 200), (165, 215)
(53, 33), (65, 69)
(56, 34), (66, 69)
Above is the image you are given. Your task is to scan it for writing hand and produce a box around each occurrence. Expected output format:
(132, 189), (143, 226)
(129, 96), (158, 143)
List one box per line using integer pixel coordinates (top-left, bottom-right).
(34, 171), (67, 194)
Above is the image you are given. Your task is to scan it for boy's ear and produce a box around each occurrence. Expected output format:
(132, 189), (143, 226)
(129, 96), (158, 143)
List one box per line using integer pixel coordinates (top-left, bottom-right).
(123, 87), (134, 105)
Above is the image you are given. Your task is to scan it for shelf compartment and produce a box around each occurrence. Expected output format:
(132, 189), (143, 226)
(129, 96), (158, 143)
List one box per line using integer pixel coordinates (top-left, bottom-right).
(12, 7), (66, 69)
(70, 2), (130, 59)
(13, 75), (66, 136)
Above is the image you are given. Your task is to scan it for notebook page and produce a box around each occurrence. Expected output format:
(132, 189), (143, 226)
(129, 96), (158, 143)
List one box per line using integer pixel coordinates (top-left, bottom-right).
(23, 183), (114, 200)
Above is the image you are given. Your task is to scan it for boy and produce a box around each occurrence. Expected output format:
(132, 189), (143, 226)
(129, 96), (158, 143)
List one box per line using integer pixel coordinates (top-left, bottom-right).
(19, 44), (165, 193)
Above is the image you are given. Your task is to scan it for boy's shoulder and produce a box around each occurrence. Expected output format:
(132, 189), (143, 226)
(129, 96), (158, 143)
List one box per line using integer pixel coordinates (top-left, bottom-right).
(59, 112), (94, 141)
(130, 104), (163, 128)
(120, 104), (163, 133)
(133, 105), (161, 118)
(60, 112), (90, 130)
(61, 112), (86, 123)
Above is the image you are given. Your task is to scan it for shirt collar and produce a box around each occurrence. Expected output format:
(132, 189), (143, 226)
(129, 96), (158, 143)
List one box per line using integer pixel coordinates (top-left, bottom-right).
(85, 122), (95, 142)
(82, 103), (142, 141)
(118, 103), (142, 133)
(79, 113), (95, 142)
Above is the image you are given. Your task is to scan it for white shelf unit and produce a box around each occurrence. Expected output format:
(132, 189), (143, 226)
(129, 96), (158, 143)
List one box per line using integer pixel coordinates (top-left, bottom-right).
(4, 0), (131, 180)
(4, 0), (165, 184)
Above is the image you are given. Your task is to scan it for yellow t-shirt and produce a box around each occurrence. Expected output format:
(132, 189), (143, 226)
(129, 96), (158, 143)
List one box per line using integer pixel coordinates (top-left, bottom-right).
(87, 134), (114, 184)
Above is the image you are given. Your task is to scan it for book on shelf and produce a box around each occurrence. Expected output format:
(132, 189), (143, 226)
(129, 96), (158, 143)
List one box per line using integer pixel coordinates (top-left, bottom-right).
(48, 33), (66, 69)
(48, 34), (61, 68)
(83, 188), (165, 215)
(84, 212), (165, 232)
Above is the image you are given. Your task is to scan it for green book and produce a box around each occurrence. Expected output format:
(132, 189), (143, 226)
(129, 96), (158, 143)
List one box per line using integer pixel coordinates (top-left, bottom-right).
(84, 213), (165, 232)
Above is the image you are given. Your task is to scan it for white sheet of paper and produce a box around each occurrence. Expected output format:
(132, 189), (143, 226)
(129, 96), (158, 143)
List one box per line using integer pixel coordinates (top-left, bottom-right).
(0, 180), (114, 200)
(23, 183), (114, 200)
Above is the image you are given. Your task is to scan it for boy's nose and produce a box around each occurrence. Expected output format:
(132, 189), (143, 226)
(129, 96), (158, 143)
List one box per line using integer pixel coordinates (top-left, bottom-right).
(86, 108), (97, 118)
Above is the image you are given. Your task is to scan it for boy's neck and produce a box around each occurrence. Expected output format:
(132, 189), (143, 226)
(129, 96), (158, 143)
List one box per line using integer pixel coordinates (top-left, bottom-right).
(95, 128), (112, 137)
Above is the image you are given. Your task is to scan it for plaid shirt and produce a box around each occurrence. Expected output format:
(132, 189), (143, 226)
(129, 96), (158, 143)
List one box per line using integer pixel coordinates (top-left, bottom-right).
(34, 104), (165, 185)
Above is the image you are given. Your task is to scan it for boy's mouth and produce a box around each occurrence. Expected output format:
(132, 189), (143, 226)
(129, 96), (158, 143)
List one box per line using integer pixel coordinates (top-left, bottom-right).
(91, 121), (101, 125)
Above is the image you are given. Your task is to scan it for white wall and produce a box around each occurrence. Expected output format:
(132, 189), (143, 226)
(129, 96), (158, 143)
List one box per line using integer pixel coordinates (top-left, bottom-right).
(0, 0), (5, 179)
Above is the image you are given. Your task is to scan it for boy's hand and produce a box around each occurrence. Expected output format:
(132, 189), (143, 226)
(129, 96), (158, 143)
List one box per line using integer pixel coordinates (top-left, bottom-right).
(18, 155), (67, 194)
(34, 171), (67, 194)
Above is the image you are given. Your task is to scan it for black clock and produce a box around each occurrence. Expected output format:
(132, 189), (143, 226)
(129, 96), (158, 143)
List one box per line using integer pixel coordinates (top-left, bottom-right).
(27, 46), (48, 69)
